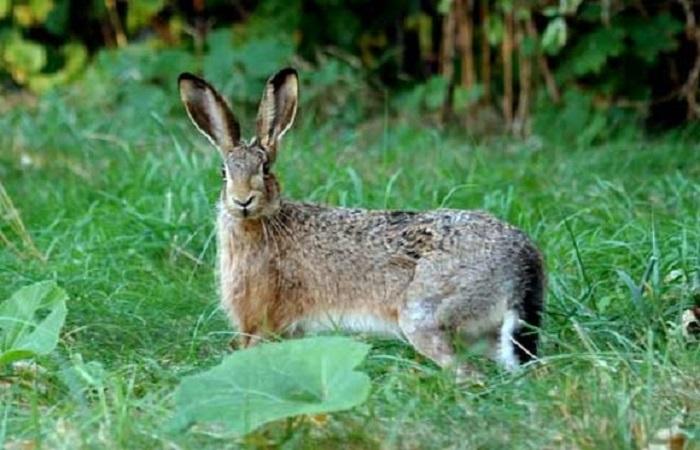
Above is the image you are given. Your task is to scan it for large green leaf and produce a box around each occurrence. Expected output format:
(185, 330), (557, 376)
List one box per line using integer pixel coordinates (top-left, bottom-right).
(170, 336), (371, 436)
(0, 281), (68, 367)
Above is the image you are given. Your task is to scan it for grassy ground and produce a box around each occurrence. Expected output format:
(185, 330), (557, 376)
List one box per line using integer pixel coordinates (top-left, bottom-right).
(1, 76), (699, 449)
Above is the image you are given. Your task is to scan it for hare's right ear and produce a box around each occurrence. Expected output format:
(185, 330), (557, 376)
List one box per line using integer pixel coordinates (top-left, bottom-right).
(178, 73), (241, 153)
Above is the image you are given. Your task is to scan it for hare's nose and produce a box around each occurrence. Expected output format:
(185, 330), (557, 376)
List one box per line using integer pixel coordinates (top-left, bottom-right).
(233, 195), (254, 208)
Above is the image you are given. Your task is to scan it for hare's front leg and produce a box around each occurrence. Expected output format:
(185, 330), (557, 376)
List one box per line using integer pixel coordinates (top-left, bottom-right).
(226, 300), (288, 350)
(221, 275), (284, 350)
(228, 320), (277, 350)
(231, 326), (263, 350)
(226, 319), (262, 350)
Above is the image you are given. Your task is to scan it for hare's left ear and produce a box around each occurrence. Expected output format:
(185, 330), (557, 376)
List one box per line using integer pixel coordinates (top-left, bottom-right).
(256, 68), (298, 159)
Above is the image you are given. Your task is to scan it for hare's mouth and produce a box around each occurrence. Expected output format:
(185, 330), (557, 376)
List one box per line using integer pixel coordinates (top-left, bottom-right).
(225, 192), (261, 219)
(228, 206), (262, 219)
(223, 194), (279, 221)
(226, 203), (273, 220)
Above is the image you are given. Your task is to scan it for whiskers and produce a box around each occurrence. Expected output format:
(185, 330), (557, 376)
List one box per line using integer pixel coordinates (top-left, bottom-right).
(261, 212), (297, 293)
(266, 211), (296, 245)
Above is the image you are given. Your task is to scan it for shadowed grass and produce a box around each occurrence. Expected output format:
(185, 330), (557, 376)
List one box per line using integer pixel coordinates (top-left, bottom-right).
(0, 80), (698, 449)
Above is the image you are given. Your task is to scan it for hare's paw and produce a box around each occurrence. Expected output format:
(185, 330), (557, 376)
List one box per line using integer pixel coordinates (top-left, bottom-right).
(228, 336), (241, 351)
(454, 363), (486, 386)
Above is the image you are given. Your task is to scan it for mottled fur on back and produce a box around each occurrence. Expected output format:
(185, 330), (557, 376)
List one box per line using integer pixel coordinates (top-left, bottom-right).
(179, 68), (546, 378)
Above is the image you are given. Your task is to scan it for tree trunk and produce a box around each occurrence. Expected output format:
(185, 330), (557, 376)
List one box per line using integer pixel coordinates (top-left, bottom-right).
(501, 8), (514, 130)
(440, 1), (457, 123)
(678, 0), (700, 119)
(526, 17), (560, 104)
(515, 18), (532, 136)
(456, 0), (476, 90)
(105, 0), (127, 47)
(480, 0), (492, 103)
(440, 4), (456, 81)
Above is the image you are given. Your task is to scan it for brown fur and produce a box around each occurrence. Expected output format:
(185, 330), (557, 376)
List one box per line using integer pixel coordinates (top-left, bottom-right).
(178, 69), (546, 378)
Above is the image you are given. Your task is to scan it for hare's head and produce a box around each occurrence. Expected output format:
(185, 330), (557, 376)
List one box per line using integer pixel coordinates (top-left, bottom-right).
(178, 68), (298, 220)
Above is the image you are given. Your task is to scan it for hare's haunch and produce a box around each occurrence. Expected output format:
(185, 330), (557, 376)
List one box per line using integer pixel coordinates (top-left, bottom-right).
(178, 69), (545, 379)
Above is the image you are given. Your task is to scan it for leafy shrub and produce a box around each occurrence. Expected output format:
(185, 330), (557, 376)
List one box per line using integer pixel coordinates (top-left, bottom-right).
(1, 0), (697, 132)
(0, 0), (87, 91)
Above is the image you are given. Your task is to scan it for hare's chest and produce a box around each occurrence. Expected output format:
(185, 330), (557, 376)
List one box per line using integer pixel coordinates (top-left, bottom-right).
(220, 246), (276, 291)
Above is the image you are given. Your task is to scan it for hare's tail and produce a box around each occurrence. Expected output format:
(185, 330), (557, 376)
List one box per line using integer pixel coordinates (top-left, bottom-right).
(512, 245), (546, 363)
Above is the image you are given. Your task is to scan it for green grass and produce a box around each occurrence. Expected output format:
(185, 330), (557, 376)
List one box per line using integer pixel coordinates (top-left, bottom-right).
(1, 77), (699, 449)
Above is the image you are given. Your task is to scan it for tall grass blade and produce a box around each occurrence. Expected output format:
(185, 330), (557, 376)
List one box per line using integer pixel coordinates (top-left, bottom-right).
(0, 180), (45, 261)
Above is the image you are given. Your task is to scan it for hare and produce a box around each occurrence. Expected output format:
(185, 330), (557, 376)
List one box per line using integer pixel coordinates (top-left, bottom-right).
(178, 68), (545, 378)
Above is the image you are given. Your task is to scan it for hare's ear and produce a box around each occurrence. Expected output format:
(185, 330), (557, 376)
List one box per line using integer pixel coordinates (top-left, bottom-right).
(178, 73), (241, 153)
(256, 68), (298, 156)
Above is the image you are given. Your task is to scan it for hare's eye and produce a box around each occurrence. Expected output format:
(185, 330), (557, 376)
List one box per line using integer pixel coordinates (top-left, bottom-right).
(262, 161), (270, 175)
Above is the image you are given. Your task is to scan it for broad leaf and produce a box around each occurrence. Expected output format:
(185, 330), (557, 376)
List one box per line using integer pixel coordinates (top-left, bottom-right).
(127, 0), (166, 32)
(12, 0), (54, 25)
(559, 0), (583, 15)
(566, 27), (625, 77)
(616, 269), (642, 307)
(1, 32), (47, 82)
(485, 15), (504, 46)
(0, 0), (9, 19)
(626, 13), (683, 63)
(423, 75), (448, 111)
(454, 84), (484, 111)
(0, 281), (68, 366)
(45, 0), (70, 35)
(60, 354), (106, 400)
(437, 0), (453, 15)
(171, 336), (371, 436)
(541, 17), (567, 55)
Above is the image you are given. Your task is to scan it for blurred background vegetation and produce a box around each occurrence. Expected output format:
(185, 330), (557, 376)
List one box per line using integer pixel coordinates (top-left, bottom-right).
(2, 3), (699, 447)
(0, 0), (699, 141)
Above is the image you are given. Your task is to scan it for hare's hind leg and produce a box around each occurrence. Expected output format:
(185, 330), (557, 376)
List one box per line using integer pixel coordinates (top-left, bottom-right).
(398, 296), (456, 368)
(399, 259), (519, 381)
(399, 297), (498, 382)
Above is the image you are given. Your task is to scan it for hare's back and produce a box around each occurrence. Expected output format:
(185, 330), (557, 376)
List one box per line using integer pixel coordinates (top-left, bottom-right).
(279, 202), (533, 263)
